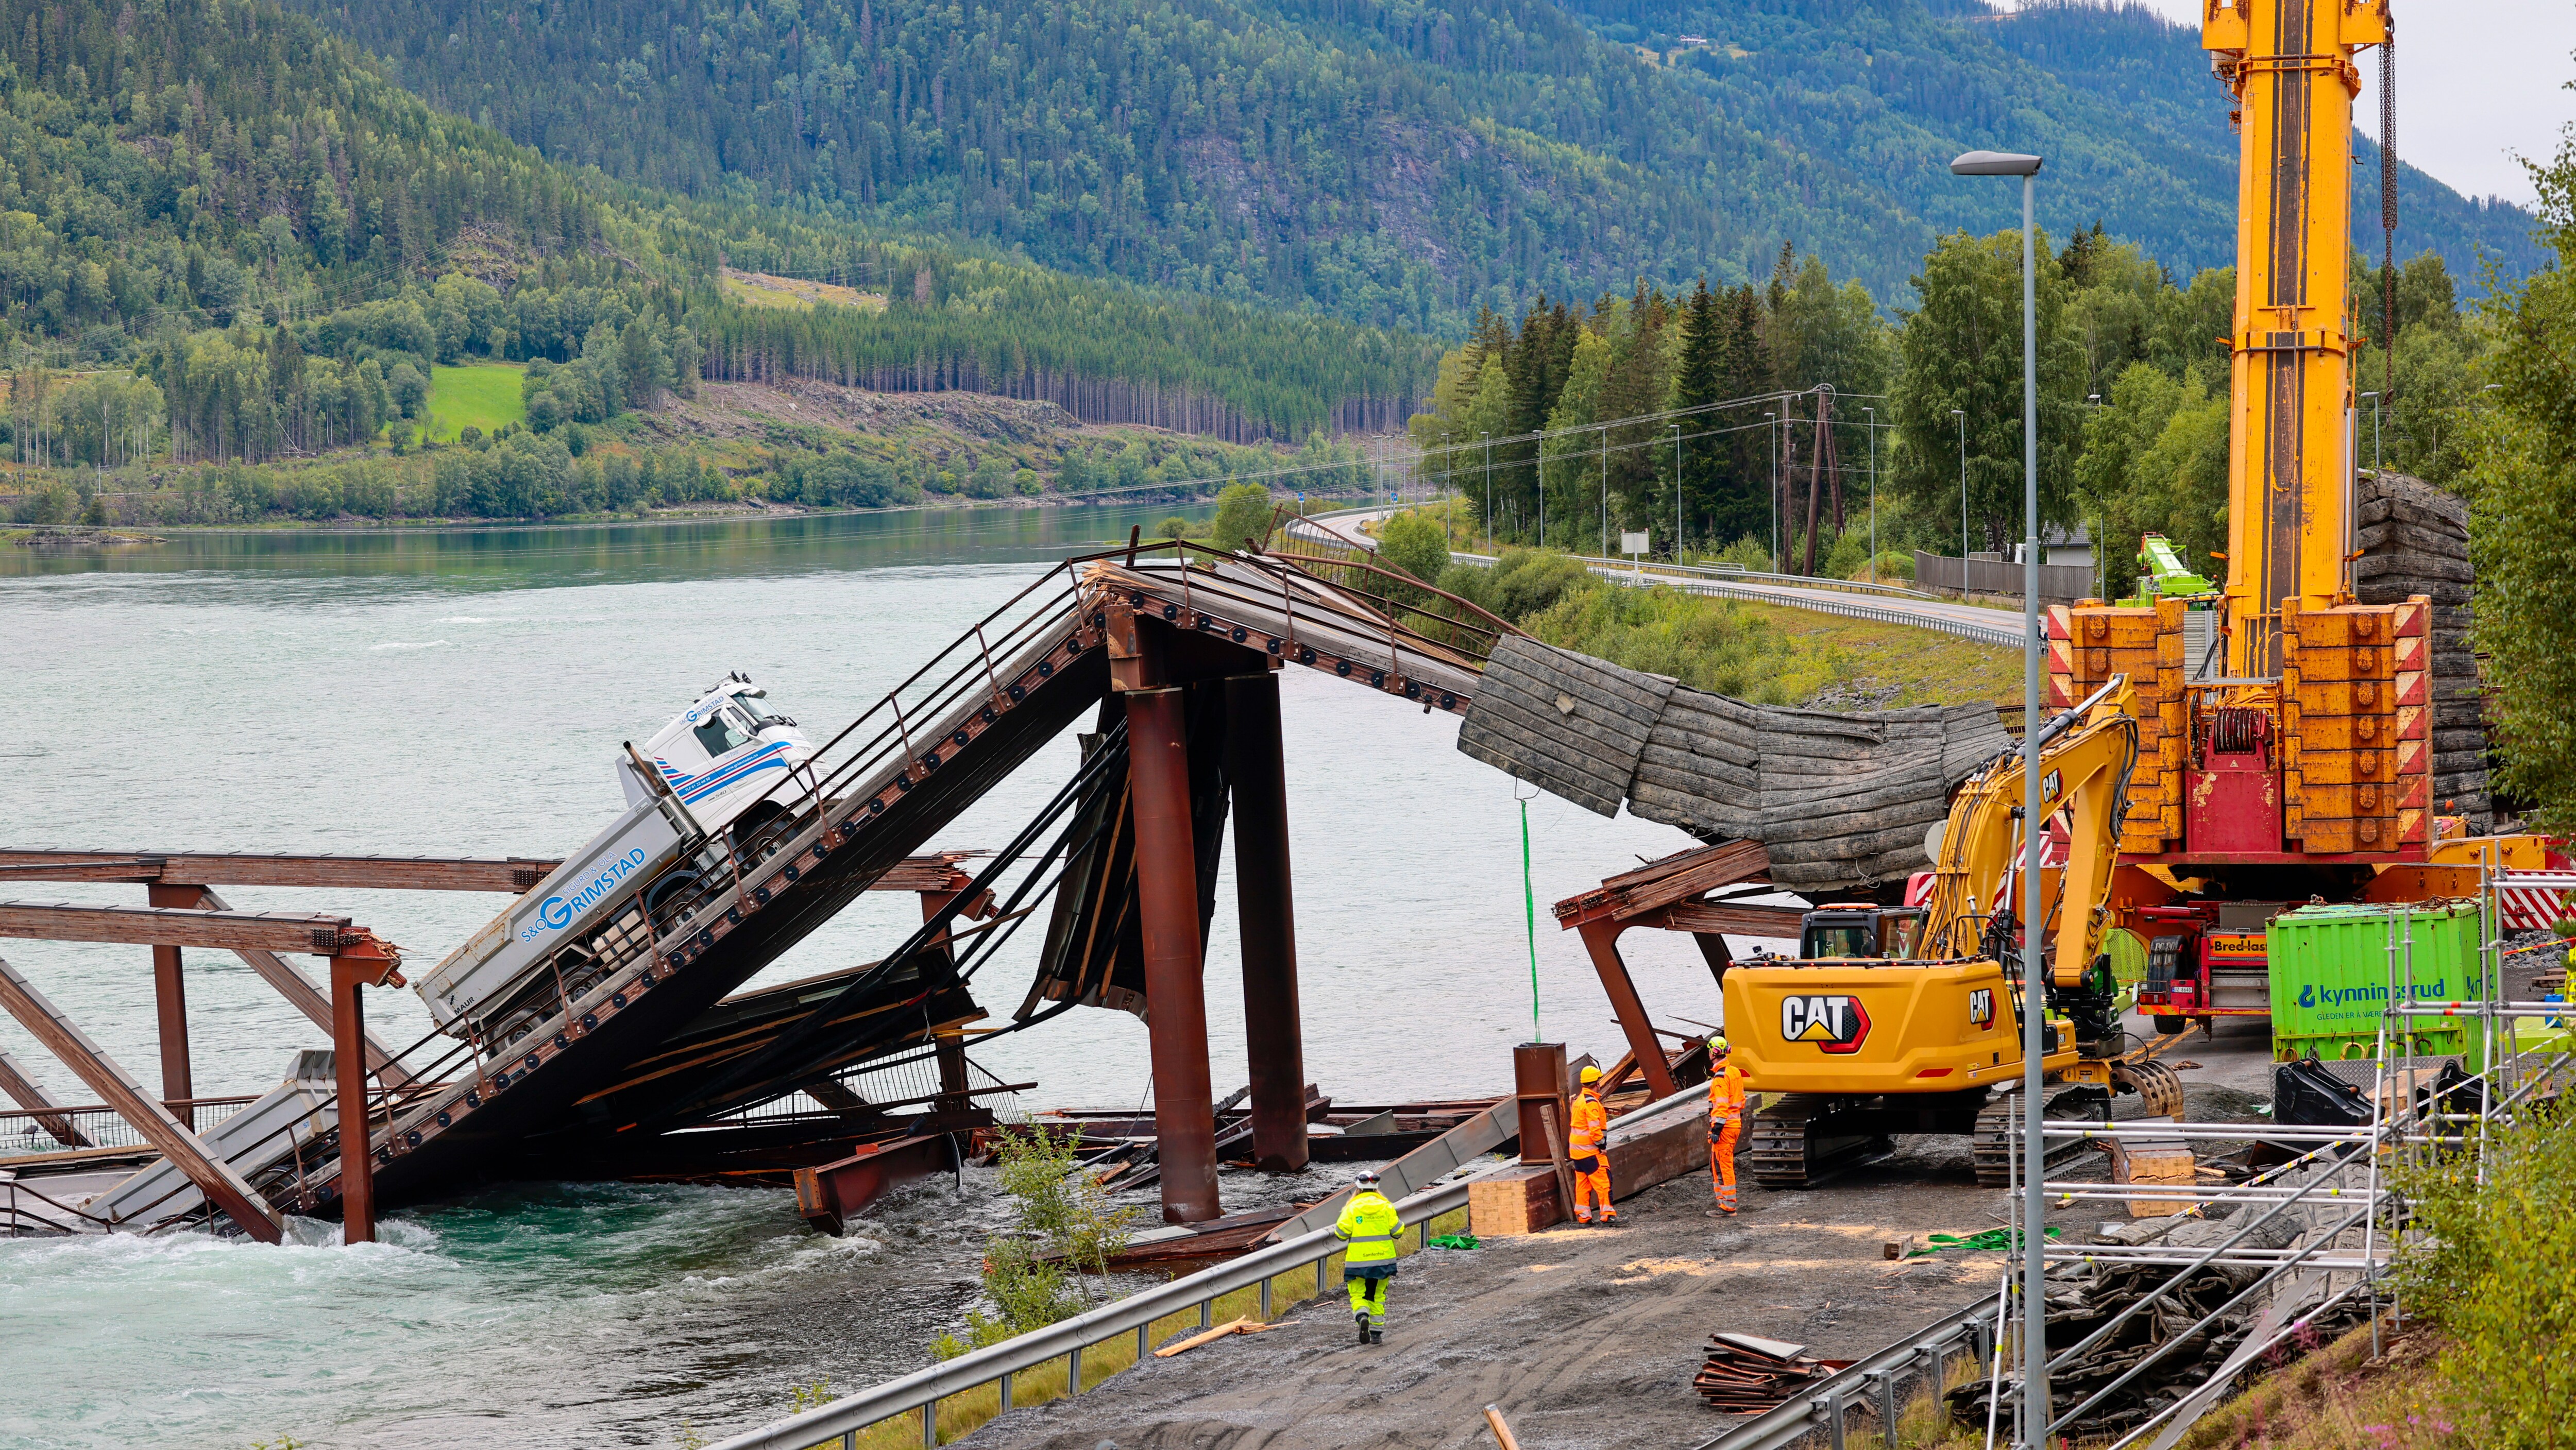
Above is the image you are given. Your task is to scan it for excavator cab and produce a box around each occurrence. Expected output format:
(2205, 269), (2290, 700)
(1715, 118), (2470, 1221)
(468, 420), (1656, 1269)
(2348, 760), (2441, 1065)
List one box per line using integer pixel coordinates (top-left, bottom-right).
(1797, 906), (1926, 961)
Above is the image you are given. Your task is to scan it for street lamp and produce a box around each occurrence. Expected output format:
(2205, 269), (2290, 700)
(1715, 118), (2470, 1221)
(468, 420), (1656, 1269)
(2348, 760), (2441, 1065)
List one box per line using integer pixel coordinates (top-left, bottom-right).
(1951, 143), (2046, 1450)
(2359, 391), (2382, 473)
(1862, 405), (1877, 583)
(1951, 407), (1968, 560)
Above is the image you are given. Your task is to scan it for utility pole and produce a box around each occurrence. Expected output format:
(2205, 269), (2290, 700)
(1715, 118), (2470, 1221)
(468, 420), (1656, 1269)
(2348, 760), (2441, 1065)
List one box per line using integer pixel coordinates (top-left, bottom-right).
(1863, 405), (1877, 584)
(1671, 423), (1683, 561)
(1766, 411), (1779, 573)
(1599, 424), (1608, 560)
(1482, 434), (1493, 548)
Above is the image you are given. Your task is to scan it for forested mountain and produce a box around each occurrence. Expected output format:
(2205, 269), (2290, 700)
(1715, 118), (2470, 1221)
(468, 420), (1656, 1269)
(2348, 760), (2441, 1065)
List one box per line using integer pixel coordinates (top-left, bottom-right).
(287, 0), (2543, 334)
(0, 0), (1435, 438)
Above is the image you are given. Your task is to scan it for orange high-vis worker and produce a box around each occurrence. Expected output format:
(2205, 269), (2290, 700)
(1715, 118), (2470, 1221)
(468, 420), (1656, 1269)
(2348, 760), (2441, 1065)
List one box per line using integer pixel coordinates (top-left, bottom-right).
(1568, 1064), (1615, 1224)
(1707, 1036), (1748, 1215)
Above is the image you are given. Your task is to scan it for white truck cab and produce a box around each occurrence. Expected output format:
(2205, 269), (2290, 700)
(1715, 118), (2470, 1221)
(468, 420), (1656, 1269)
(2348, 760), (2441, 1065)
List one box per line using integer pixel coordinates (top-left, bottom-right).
(415, 674), (818, 1045)
(624, 674), (817, 833)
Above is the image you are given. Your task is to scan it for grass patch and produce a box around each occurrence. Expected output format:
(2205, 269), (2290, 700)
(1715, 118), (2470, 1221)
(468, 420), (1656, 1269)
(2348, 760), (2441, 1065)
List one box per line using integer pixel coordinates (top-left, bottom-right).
(2176, 1320), (2454, 1449)
(1730, 602), (2021, 709)
(817, 1209), (1470, 1449)
(720, 269), (888, 313)
(421, 363), (527, 442)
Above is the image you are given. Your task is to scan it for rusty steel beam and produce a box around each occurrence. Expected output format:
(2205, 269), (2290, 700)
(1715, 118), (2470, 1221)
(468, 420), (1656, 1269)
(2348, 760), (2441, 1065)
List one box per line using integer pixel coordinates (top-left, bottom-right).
(1574, 919), (1681, 1100)
(191, 885), (413, 1087)
(0, 953), (283, 1241)
(145, 882), (195, 1107)
(1224, 669), (1309, 1173)
(1124, 683), (1222, 1225)
(0, 850), (558, 892)
(0, 1048), (90, 1147)
(328, 936), (404, 1246)
(0, 901), (358, 955)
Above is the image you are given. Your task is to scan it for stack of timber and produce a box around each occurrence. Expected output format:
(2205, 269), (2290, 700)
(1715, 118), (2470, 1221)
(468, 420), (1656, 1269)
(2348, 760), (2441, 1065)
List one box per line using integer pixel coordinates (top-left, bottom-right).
(1696, 1333), (1844, 1412)
(1459, 637), (2011, 892)
(2355, 470), (2487, 830)
(1466, 1094), (1707, 1235)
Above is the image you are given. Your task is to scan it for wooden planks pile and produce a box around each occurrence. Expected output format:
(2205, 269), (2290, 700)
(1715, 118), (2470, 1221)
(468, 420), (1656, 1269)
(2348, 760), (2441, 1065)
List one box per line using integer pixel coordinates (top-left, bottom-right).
(2354, 470), (2487, 830)
(1694, 1333), (1842, 1413)
(1466, 1102), (1706, 1235)
(1461, 637), (2012, 892)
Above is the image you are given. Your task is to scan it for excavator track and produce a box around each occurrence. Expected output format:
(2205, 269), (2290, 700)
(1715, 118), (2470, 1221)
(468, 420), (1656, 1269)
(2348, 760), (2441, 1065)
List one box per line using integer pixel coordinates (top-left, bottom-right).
(1972, 1087), (2111, 1188)
(1749, 1095), (1895, 1189)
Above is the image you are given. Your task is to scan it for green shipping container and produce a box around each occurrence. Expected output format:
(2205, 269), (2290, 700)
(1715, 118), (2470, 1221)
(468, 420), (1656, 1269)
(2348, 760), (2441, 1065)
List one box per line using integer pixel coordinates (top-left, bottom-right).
(2265, 901), (2490, 1069)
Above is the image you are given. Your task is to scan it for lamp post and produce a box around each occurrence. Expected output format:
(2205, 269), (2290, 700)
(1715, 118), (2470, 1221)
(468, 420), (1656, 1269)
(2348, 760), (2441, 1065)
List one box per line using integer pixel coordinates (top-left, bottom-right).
(1765, 410), (1779, 573)
(2360, 391), (2381, 473)
(1952, 407), (1968, 560)
(1862, 405), (1877, 583)
(1480, 432), (1492, 547)
(1952, 144), (2046, 1450)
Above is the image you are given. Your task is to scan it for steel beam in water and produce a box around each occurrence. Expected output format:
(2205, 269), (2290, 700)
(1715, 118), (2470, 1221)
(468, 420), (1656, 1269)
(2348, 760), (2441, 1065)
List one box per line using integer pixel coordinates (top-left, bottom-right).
(1125, 684), (1222, 1224)
(1225, 669), (1309, 1173)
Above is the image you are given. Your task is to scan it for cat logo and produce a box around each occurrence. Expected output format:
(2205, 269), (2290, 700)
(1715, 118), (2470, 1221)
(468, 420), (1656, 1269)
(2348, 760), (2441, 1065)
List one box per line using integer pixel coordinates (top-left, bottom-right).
(1969, 987), (1995, 1028)
(2041, 769), (2063, 806)
(1780, 994), (1871, 1054)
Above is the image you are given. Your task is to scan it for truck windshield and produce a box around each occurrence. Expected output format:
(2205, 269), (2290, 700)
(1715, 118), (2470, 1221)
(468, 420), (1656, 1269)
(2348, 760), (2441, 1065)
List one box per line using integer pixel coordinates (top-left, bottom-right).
(693, 705), (760, 758)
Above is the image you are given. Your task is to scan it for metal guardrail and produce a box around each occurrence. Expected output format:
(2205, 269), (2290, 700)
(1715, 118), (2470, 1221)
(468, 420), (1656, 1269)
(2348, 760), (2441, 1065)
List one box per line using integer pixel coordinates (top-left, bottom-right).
(1693, 1299), (1995, 1450)
(1457, 550), (2024, 650)
(703, 1167), (1495, 1450)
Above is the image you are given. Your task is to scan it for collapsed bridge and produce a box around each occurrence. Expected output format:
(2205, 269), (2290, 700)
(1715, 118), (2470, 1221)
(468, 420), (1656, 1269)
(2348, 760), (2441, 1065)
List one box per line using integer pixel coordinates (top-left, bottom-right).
(0, 536), (2013, 1235)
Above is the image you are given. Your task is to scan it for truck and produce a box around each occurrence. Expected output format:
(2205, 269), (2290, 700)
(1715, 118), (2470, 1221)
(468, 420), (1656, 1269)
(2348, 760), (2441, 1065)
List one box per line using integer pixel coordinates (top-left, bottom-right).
(2133, 902), (2281, 1035)
(414, 675), (816, 1048)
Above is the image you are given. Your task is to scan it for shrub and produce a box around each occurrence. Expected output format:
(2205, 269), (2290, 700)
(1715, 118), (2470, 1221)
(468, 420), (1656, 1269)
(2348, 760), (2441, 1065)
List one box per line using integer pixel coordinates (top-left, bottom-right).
(932, 1127), (1138, 1360)
(1378, 507), (1452, 585)
(2394, 1099), (2576, 1445)
(1207, 481), (1275, 551)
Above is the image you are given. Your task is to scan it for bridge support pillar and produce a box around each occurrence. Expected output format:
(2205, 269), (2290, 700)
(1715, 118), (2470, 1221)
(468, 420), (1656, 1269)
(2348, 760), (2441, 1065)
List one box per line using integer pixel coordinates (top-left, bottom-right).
(1125, 684), (1223, 1224)
(1225, 669), (1308, 1173)
(145, 882), (200, 1111)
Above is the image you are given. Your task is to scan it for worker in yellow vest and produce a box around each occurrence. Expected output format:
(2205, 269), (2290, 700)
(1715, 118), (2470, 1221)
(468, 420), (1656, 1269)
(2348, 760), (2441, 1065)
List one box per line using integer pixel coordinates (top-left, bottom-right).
(1707, 1036), (1749, 1216)
(1568, 1063), (1616, 1224)
(1332, 1169), (1400, 1344)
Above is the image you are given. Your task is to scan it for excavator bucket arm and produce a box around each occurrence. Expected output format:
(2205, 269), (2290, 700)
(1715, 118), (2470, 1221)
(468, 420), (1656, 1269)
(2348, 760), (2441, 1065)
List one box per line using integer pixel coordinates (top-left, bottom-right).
(1918, 678), (2139, 988)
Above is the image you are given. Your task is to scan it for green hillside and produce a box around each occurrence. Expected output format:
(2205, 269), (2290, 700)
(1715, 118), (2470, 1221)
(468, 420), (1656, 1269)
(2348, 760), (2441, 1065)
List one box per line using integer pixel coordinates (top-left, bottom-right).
(0, 0), (1435, 436)
(284, 0), (2544, 333)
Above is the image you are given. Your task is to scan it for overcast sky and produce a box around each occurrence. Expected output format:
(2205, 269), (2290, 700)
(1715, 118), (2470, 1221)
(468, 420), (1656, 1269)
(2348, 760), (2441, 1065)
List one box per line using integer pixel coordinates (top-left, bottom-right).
(2032, 1), (2576, 206)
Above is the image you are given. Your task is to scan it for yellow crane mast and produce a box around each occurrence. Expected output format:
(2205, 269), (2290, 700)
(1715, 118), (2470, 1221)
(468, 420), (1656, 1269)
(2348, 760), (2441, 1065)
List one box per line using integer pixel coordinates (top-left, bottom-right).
(2043, 0), (2558, 1040)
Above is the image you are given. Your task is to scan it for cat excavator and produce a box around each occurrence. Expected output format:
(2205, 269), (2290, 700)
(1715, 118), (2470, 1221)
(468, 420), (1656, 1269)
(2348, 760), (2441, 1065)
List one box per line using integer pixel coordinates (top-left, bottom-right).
(1724, 678), (2188, 1186)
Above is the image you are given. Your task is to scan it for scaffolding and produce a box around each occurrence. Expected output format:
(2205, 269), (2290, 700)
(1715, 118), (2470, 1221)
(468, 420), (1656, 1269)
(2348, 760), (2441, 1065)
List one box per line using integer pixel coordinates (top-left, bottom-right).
(1968, 858), (2576, 1449)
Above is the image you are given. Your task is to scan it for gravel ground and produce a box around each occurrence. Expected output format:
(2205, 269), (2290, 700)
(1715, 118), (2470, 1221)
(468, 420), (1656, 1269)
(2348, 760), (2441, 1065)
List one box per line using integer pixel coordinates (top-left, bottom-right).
(953, 1010), (2281, 1450)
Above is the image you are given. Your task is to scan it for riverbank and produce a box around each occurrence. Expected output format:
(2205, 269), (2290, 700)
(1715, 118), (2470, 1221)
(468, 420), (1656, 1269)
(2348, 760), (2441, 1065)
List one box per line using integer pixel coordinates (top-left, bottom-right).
(3, 488), (1356, 540)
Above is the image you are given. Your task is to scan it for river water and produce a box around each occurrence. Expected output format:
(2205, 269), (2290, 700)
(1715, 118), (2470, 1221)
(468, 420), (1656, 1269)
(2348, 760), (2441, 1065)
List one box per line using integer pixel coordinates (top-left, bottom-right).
(0, 504), (1750, 1448)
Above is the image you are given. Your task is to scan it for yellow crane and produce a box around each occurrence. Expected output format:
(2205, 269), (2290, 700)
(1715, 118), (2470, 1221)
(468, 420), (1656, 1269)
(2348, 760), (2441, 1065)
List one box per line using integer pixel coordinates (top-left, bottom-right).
(2047, 1), (2557, 1039)
(1725, 679), (2182, 1186)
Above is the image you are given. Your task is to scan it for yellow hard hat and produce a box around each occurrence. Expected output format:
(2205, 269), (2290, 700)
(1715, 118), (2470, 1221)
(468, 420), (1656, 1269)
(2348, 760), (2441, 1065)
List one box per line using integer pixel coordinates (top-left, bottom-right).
(1579, 1064), (1602, 1084)
(1710, 1035), (1730, 1055)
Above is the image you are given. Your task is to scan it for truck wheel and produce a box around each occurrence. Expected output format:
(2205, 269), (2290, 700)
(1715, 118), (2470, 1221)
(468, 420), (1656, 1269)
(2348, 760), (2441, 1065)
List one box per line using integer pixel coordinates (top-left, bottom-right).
(2154, 1015), (2189, 1036)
